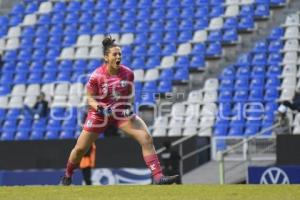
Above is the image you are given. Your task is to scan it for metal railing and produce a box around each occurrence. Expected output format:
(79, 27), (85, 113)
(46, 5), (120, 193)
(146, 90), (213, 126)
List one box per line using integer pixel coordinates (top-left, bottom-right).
(156, 127), (211, 177)
(217, 123), (280, 184)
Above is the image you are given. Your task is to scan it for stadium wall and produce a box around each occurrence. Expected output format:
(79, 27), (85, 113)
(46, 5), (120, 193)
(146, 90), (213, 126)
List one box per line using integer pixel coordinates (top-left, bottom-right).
(0, 136), (210, 173)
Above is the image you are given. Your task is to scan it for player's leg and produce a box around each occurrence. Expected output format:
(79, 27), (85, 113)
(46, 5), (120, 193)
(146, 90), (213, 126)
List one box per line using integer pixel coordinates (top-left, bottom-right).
(61, 130), (98, 185)
(118, 116), (178, 184)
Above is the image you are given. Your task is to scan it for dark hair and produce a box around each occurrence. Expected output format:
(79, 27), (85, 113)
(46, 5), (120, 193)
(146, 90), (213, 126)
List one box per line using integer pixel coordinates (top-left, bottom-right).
(102, 35), (118, 56)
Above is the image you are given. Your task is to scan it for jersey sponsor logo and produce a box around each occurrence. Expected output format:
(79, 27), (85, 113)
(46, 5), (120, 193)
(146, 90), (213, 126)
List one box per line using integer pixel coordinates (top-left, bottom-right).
(120, 80), (127, 87)
(260, 167), (290, 184)
(86, 120), (93, 128)
(149, 164), (156, 171)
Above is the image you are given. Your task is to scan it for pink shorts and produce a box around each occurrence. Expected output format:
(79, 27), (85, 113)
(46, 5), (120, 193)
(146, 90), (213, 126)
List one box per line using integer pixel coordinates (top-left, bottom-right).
(82, 111), (134, 134)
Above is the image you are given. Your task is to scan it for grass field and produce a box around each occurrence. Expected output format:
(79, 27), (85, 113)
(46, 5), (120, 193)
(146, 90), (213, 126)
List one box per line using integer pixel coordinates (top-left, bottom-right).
(0, 185), (300, 200)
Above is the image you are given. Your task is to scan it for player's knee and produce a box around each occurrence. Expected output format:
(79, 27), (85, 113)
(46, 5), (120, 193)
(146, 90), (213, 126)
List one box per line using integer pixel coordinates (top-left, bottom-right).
(74, 145), (86, 157)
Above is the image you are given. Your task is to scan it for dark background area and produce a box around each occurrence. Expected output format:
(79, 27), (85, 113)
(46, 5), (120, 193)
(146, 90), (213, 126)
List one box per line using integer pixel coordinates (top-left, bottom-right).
(0, 136), (210, 173)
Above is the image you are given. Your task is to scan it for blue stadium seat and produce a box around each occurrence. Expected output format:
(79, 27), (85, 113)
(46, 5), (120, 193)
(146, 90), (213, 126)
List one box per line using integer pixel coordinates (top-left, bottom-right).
(228, 124), (244, 136)
(162, 43), (177, 56)
(11, 3), (25, 15)
(140, 92), (156, 105)
(174, 56), (189, 68)
(43, 72), (57, 83)
(65, 12), (79, 24)
(265, 77), (280, 88)
(250, 77), (265, 89)
(138, 0), (151, 8)
(205, 42), (222, 58)
(51, 12), (65, 24)
(34, 36), (48, 48)
(194, 18), (209, 30)
(79, 12), (93, 24)
(133, 45), (147, 56)
(238, 16), (254, 31)
(0, 16), (9, 27)
(81, 1), (94, 11)
(178, 30), (192, 42)
(38, 14), (51, 25)
(251, 65), (266, 78)
(218, 90), (232, 103)
(50, 24), (64, 36)
(191, 43), (206, 55)
(157, 79), (172, 93)
(223, 17), (238, 29)
(165, 7), (180, 19)
(214, 124), (228, 136)
(165, 20), (178, 31)
(239, 4), (254, 16)
(208, 30), (222, 42)
(78, 24), (92, 34)
(62, 35), (77, 46)
(266, 65), (281, 78)
(67, 1), (81, 12)
(6, 108), (21, 120)
(18, 49), (32, 61)
(2, 119), (17, 132)
(253, 41), (268, 53)
(173, 68), (189, 82)
(60, 130), (75, 139)
(268, 40), (283, 53)
(179, 19), (193, 31)
(2, 50), (17, 61)
(233, 90), (248, 102)
(22, 26), (36, 37)
(9, 14), (23, 26)
(1, 131), (15, 141)
(2, 73), (14, 85)
(35, 25), (50, 38)
(95, 0), (109, 10)
(28, 73), (43, 84)
(57, 71), (72, 81)
(254, 3), (270, 19)
(163, 31), (177, 43)
(151, 8), (165, 20)
(268, 53), (282, 65)
(190, 55), (205, 69)
(252, 53), (267, 65)
(47, 119), (61, 132)
(222, 29), (238, 44)
(148, 32), (164, 43)
(210, 5), (224, 17)
(219, 78), (234, 90)
(245, 125), (260, 136)
(264, 88), (279, 101)
(124, 0), (138, 9)
(148, 44), (161, 56)
(248, 89), (264, 102)
(45, 130), (60, 140)
(0, 85), (11, 95)
(234, 77), (249, 90)
(121, 21), (135, 33)
(45, 60), (58, 72)
(46, 47), (61, 60)
(64, 25), (78, 36)
(219, 66), (235, 80)
(143, 81), (157, 93)
(236, 53), (252, 67)
(146, 56), (160, 69)
(52, 2), (66, 13)
(268, 27), (284, 40)
(14, 72), (28, 84)
(31, 130), (44, 140)
(15, 130), (30, 140)
(236, 67), (250, 79)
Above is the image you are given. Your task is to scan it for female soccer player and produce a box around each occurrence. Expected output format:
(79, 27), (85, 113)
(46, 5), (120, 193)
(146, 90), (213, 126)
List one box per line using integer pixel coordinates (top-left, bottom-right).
(61, 36), (178, 185)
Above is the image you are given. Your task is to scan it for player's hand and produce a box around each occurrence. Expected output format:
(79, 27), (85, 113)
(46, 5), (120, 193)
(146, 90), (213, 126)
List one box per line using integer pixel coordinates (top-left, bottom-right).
(97, 105), (113, 117)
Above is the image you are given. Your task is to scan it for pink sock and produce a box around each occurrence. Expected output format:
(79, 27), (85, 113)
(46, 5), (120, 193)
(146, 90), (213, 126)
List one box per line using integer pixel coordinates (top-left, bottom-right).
(144, 154), (163, 182)
(65, 160), (78, 178)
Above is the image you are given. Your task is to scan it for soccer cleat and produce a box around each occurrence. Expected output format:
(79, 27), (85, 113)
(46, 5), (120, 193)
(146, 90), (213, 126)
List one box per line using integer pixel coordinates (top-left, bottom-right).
(153, 175), (179, 185)
(61, 176), (72, 186)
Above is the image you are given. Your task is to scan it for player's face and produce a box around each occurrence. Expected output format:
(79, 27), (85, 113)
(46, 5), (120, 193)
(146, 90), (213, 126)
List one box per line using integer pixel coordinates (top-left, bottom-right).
(105, 46), (122, 70)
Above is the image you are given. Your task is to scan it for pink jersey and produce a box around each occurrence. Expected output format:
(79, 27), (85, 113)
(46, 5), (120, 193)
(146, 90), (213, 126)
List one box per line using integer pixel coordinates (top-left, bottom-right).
(86, 64), (134, 113)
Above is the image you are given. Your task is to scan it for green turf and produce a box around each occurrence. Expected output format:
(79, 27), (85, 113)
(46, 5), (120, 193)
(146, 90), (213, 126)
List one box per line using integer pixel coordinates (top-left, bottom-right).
(0, 185), (299, 200)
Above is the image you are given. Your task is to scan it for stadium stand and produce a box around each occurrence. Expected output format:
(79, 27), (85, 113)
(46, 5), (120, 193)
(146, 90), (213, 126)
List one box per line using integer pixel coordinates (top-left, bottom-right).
(0, 0), (291, 143)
